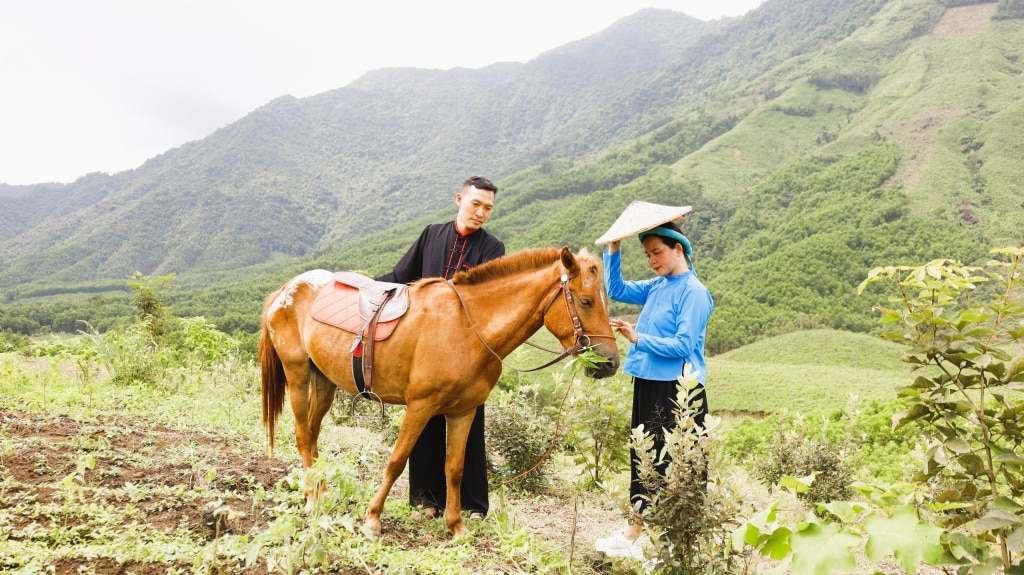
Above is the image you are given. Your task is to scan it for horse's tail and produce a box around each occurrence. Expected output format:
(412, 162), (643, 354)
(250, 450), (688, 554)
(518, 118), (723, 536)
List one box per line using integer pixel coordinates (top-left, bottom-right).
(259, 297), (286, 456)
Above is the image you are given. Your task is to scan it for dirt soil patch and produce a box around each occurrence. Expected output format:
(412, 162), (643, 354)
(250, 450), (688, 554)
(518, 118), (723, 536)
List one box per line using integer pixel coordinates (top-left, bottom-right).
(0, 408), (632, 574)
(932, 3), (998, 39)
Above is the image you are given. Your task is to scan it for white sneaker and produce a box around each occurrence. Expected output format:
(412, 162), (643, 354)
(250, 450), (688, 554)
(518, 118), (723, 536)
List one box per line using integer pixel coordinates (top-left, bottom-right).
(595, 529), (644, 559)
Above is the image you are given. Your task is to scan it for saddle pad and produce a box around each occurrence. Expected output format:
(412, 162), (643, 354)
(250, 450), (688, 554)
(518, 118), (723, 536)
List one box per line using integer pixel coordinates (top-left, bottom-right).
(310, 281), (399, 341)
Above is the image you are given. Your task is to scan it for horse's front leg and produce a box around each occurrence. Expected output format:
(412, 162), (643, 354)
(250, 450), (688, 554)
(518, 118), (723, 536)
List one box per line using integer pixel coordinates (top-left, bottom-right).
(442, 407), (477, 538)
(364, 403), (432, 536)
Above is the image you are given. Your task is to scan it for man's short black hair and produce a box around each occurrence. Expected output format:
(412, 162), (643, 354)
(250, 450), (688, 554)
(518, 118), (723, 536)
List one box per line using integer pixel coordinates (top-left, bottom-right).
(464, 176), (498, 194)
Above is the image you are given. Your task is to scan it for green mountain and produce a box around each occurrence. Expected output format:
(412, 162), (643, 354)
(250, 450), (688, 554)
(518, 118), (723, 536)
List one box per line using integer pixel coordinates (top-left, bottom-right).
(0, 8), (710, 285)
(2, 0), (1023, 354)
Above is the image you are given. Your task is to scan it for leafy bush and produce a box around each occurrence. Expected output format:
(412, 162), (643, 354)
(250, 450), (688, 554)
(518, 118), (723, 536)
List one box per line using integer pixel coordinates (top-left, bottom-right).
(858, 247), (1024, 570)
(564, 371), (631, 489)
(81, 321), (168, 386)
(631, 378), (747, 573)
(723, 398), (923, 486)
(0, 329), (30, 353)
(165, 316), (241, 367)
(754, 430), (852, 507)
(719, 413), (783, 462)
(486, 385), (555, 492)
(736, 246), (1024, 574)
(127, 271), (176, 339)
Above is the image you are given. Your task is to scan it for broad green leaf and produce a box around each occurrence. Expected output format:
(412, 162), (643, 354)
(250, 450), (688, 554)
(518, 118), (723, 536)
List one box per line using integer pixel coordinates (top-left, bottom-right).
(863, 505), (943, 573)
(975, 508), (1023, 531)
(818, 501), (867, 523)
(734, 502), (779, 548)
(995, 453), (1024, 466)
(764, 555), (792, 575)
(780, 474), (815, 493)
(734, 522), (761, 548)
(958, 453), (985, 475)
(962, 327), (995, 338)
(992, 497), (1024, 512)
(1008, 526), (1024, 555)
(893, 404), (930, 429)
(944, 438), (972, 454)
(761, 526), (793, 560)
(790, 521), (860, 575)
(1007, 357), (1024, 382)
(971, 354), (994, 368)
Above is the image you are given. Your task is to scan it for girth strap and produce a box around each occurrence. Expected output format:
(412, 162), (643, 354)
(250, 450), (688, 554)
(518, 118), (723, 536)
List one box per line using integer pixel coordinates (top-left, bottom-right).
(350, 287), (397, 396)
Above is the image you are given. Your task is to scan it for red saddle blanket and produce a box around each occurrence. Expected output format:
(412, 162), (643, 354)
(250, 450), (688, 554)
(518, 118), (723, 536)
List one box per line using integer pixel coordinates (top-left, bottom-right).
(310, 281), (399, 341)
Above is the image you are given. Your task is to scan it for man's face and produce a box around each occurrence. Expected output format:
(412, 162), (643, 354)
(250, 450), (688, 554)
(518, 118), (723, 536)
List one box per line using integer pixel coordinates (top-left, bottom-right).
(455, 186), (495, 233)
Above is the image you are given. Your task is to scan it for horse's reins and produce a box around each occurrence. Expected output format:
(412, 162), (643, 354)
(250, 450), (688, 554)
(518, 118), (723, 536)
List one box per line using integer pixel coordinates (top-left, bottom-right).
(446, 267), (617, 487)
(445, 269), (615, 373)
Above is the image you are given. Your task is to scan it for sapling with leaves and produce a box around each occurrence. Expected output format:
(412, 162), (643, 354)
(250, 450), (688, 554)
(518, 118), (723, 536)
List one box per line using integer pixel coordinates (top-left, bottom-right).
(734, 247), (1024, 575)
(858, 246), (1024, 571)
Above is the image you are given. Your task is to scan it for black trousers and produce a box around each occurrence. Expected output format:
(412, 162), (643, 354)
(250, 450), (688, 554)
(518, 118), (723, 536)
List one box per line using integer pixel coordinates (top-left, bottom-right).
(629, 377), (707, 513)
(407, 404), (488, 515)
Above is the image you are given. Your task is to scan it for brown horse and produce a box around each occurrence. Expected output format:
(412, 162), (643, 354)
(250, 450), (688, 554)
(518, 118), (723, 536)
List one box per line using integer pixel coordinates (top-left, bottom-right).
(259, 247), (620, 537)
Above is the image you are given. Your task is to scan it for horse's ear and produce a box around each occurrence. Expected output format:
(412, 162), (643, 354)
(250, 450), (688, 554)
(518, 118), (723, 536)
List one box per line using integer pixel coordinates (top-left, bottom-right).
(560, 246), (579, 275)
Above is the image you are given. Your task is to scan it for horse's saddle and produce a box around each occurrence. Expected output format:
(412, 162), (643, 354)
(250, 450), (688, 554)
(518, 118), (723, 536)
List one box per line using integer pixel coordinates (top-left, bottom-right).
(310, 272), (410, 341)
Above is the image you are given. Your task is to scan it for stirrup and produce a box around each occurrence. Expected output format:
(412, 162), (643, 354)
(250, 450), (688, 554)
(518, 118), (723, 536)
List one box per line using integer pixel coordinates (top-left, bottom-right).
(346, 390), (388, 430)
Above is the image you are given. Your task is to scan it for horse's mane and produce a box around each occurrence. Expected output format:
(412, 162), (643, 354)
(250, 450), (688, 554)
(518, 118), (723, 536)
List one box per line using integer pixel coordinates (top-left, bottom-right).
(444, 247), (562, 286)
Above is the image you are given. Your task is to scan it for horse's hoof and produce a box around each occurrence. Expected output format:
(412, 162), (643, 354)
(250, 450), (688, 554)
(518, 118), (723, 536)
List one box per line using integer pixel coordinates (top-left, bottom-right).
(364, 516), (382, 537)
(450, 523), (469, 539)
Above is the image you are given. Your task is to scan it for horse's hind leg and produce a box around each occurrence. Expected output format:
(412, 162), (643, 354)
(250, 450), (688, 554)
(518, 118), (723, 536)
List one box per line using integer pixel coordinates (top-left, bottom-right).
(364, 403), (433, 536)
(282, 360), (329, 510)
(307, 369), (337, 462)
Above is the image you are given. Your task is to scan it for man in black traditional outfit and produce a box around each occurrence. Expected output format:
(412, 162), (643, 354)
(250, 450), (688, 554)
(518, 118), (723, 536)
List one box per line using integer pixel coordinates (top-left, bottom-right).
(377, 175), (504, 520)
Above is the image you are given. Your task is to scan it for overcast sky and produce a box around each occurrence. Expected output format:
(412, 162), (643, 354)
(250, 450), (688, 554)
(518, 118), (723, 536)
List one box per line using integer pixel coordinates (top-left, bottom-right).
(0, 0), (765, 186)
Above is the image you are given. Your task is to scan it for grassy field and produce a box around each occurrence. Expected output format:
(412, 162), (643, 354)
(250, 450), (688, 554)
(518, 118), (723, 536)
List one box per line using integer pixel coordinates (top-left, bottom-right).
(514, 328), (913, 416)
(0, 327), (922, 574)
(708, 329), (910, 415)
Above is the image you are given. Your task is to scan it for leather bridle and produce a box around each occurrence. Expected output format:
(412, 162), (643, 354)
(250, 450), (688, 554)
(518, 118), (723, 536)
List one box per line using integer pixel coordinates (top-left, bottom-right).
(446, 268), (616, 373)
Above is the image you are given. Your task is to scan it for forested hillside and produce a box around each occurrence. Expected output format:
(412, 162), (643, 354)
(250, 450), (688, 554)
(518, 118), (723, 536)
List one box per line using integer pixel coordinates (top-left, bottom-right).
(0, 8), (709, 288)
(2, 0), (1023, 354)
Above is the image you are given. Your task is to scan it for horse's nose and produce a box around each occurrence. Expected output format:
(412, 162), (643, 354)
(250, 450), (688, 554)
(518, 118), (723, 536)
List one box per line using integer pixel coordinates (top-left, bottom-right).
(586, 353), (619, 379)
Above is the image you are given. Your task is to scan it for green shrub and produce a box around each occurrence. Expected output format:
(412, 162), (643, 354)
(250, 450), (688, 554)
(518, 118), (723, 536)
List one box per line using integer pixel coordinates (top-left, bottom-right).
(165, 316), (240, 367)
(754, 431), (852, 506)
(486, 386), (555, 492)
(632, 378), (747, 573)
(719, 413), (783, 462)
(81, 321), (168, 386)
(0, 329), (30, 353)
(564, 371), (632, 489)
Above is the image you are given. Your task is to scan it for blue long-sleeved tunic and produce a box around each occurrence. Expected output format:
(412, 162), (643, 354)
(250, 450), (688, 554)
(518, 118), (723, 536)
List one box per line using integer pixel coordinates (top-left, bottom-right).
(604, 250), (714, 384)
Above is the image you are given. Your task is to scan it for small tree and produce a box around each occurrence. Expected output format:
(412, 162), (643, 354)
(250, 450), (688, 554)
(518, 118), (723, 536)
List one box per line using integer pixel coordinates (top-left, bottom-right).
(631, 375), (747, 574)
(858, 247), (1024, 571)
(566, 371), (631, 488)
(127, 271), (175, 339)
(735, 247), (1024, 574)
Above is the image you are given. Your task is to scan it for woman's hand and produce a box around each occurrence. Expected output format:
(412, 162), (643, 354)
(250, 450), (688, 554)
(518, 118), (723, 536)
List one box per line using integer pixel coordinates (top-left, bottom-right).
(608, 240), (620, 254)
(610, 318), (637, 344)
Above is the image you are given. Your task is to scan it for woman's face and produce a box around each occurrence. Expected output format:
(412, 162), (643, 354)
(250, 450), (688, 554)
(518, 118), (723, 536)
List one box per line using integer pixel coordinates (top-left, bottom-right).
(642, 235), (687, 276)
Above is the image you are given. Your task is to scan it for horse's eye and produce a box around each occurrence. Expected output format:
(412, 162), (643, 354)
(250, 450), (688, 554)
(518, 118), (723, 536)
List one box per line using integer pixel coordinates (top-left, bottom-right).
(579, 297), (593, 308)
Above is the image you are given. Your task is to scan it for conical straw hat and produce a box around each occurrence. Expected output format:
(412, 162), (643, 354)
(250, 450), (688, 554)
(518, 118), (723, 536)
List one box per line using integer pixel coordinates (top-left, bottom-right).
(594, 201), (692, 245)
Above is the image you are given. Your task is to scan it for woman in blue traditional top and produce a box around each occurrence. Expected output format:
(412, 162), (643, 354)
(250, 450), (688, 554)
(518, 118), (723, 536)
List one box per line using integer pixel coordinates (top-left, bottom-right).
(595, 221), (714, 556)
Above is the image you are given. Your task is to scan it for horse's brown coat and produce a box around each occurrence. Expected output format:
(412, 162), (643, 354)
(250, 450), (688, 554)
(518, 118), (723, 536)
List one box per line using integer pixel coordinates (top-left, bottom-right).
(259, 247), (619, 536)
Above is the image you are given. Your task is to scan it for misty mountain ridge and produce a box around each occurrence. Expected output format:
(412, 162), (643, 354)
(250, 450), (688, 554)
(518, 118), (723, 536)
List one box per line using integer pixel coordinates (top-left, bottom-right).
(2, 0), (1023, 353)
